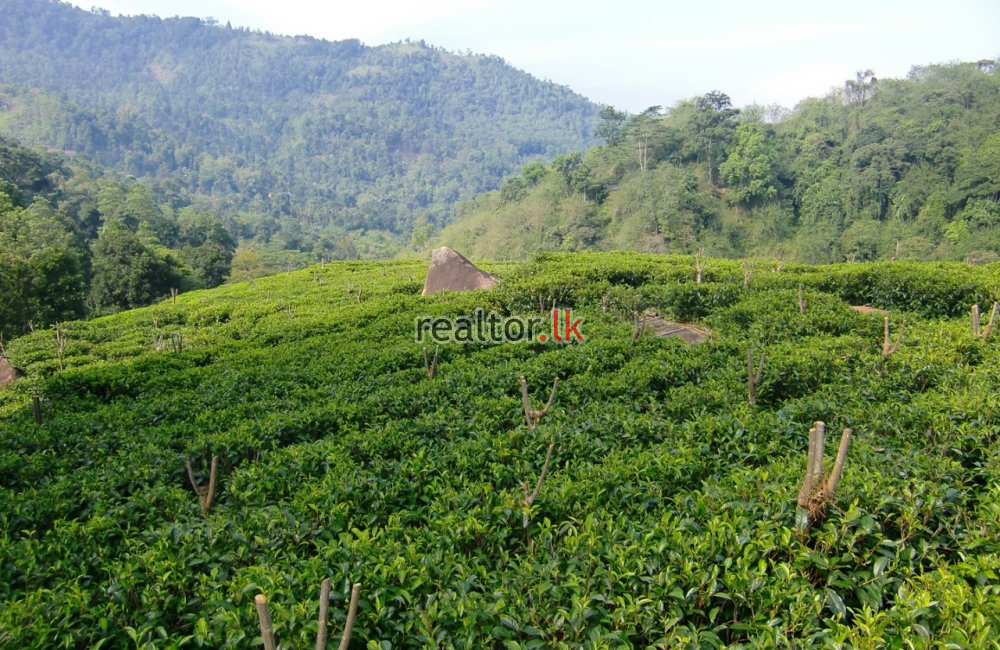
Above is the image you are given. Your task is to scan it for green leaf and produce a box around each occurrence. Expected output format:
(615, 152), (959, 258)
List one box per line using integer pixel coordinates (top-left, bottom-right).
(826, 589), (847, 620)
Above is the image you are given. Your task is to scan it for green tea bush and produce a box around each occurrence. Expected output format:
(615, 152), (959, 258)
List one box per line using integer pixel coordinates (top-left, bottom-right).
(0, 252), (998, 648)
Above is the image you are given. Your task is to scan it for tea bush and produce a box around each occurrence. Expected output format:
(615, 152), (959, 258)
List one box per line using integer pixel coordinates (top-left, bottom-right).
(1, 253), (998, 648)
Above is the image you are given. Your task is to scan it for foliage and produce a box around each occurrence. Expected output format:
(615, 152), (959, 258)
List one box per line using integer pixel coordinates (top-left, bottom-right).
(1, 251), (999, 647)
(89, 219), (181, 313)
(719, 121), (777, 207)
(0, 0), (598, 244)
(0, 137), (237, 335)
(440, 61), (1000, 263)
(0, 192), (88, 334)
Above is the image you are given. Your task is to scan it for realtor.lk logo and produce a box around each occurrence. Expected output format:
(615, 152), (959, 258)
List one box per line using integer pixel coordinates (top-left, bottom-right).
(415, 308), (584, 344)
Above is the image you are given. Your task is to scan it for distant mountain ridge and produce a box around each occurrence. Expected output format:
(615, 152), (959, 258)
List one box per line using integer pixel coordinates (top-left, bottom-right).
(0, 0), (599, 252)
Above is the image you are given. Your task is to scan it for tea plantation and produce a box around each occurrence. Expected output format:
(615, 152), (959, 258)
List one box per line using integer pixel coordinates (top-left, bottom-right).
(1, 253), (998, 648)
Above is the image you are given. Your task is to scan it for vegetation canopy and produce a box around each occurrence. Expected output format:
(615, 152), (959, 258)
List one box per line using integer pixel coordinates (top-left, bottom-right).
(441, 61), (1000, 264)
(1, 252), (998, 647)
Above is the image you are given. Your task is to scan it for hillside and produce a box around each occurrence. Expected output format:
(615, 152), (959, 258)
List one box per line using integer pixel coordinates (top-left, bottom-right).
(439, 62), (1000, 263)
(1, 253), (998, 647)
(0, 0), (599, 250)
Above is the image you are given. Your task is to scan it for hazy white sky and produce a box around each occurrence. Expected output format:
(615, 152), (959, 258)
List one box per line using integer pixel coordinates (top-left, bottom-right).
(72, 0), (999, 112)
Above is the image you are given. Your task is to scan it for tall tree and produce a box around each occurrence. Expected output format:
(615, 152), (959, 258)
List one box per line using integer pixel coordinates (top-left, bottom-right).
(692, 91), (739, 185)
(175, 207), (236, 287)
(0, 194), (87, 334)
(89, 220), (179, 312)
(844, 70), (878, 107)
(596, 106), (628, 147)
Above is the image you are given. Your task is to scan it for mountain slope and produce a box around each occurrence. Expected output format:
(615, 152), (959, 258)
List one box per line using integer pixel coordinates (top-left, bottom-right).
(0, 0), (599, 242)
(438, 61), (1000, 262)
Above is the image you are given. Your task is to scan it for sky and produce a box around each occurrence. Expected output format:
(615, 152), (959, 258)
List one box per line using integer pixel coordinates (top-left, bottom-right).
(71, 0), (1000, 113)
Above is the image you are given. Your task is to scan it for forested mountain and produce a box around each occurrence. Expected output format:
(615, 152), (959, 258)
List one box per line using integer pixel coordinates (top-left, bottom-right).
(440, 62), (1000, 263)
(0, 0), (599, 255)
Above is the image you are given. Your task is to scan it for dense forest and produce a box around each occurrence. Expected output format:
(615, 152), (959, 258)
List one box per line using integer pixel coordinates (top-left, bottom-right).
(440, 61), (1000, 263)
(0, 135), (240, 337)
(0, 0), (599, 254)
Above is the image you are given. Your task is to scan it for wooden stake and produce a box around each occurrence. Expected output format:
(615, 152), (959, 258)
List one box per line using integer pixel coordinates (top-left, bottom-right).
(186, 455), (218, 515)
(798, 283), (807, 315)
(972, 302), (999, 338)
(882, 317), (905, 356)
(521, 440), (556, 530)
(54, 323), (66, 370)
(796, 422), (824, 508)
(423, 346), (439, 380)
(796, 422), (852, 533)
(518, 375), (561, 532)
(822, 428), (852, 500)
(32, 395), (42, 426)
(984, 303), (1000, 339)
(519, 375), (559, 429)
(255, 594), (276, 650)
(743, 260), (752, 288)
(747, 349), (765, 405)
(315, 578), (331, 650)
(338, 583), (362, 650)
(631, 311), (644, 342)
(808, 421), (825, 494)
(694, 249), (704, 284)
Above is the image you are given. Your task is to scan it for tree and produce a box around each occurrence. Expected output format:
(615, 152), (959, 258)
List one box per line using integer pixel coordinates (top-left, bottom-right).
(596, 106), (628, 147)
(719, 121), (778, 208)
(520, 161), (547, 186)
(627, 106), (665, 173)
(952, 130), (1000, 204)
(227, 246), (266, 283)
(409, 214), (433, 250)
(125, 184), (177, 245)
(843, 70), (877, 132)
(0, 136), (59, 205)
(844, 70), (878, 107)
(692, 91), (739, 185)
(550, 153), (583, 192)
(0, 195), (88, 334)
(89, 220), (179, 312)
(173, 209), (236, 287)
(500, 176), (528, 204)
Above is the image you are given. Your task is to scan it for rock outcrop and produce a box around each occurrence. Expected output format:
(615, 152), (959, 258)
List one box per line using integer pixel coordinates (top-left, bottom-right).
(421, 246), (497, 296)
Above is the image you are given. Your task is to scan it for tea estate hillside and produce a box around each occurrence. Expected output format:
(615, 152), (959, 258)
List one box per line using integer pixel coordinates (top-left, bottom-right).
(0, 252), (998, 647)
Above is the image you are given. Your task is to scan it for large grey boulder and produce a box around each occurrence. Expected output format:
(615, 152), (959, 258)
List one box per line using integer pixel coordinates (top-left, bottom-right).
(421, 246), (497, 296)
